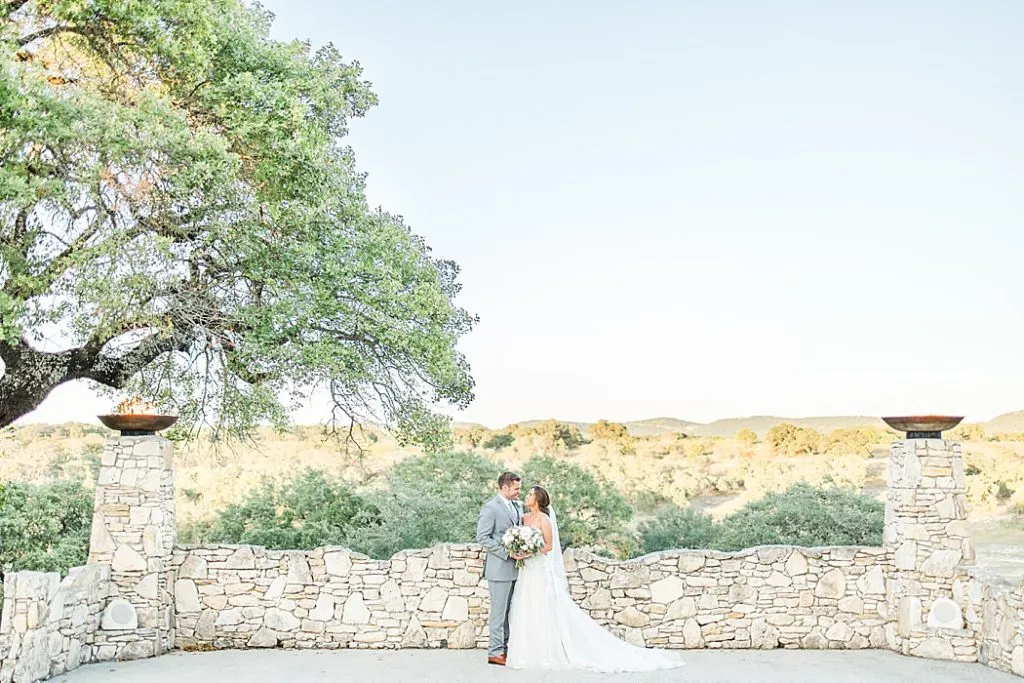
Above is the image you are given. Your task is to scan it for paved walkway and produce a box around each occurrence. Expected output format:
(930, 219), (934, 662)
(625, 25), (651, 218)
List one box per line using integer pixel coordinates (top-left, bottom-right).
(56, 649), (1020, 683)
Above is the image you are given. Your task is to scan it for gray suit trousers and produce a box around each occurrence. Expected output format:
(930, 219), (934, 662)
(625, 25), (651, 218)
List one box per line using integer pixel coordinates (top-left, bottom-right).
(487, 579), (515, 656)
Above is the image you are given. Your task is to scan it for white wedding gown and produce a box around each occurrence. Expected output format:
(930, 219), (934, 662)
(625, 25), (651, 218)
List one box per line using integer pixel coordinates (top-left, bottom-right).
(505, 509), (685, 672)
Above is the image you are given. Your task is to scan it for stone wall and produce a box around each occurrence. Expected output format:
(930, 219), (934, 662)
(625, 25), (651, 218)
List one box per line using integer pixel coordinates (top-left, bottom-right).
(566, 546), (891, 650)
(170, 541), (895, 652)
(966, 577), (1024, 676)
(13, 433), (1024, 681)
(87, 436), (177, 660)
(884, 439), (977, 661)
(0, 565), (108, 683)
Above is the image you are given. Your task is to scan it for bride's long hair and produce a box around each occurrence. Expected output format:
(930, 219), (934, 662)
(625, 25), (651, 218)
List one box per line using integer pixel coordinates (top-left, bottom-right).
(530, 485), (551, 516)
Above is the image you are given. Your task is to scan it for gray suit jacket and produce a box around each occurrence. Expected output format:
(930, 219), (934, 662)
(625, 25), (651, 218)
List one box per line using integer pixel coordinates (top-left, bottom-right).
(476, 495), (521, 582)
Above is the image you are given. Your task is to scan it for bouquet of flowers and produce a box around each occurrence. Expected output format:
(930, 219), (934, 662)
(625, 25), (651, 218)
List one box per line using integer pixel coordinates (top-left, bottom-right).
(501, 525), (545, 568)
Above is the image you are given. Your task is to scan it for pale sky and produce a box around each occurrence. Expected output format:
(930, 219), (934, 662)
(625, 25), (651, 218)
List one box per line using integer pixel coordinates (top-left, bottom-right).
(19, 1), (1024, 428)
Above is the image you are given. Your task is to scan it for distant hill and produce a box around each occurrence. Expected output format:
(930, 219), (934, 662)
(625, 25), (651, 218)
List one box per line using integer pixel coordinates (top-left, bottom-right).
(985, 412), (1024, 434)
(454, 415), (888, 438)
(621, 417), (701, 437)
(455, 412), (1024, 439)
(690, 416), (888, 438)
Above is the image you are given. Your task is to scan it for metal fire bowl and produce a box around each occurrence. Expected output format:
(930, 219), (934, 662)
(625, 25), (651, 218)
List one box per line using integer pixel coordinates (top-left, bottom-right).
(882, 415), (964, 439)
(98, 414), (178, 436)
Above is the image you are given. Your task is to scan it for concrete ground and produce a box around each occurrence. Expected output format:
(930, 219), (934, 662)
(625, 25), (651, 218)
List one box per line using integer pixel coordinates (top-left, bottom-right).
(54, 649), (1021, 683)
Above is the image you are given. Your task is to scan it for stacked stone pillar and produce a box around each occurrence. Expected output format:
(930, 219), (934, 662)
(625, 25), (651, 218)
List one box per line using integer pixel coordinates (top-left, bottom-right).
(87, 436), (176, 660)
(884, 438), (976, 661)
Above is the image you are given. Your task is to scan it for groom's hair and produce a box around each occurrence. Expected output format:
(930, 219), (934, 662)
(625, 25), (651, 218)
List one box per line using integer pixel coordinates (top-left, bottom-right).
(497, 471), (521, 488)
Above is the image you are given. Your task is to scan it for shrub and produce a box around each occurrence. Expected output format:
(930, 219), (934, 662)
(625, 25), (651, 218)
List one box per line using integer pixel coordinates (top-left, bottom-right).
(521, 455), (633, 555)
(637, 507), (718, 555)
(0, 480), (93, 592)
(714, 482), (883, 550)
(189, 469), (375, 550)
(736, 428), (757, 445)
(482, 433), (514, 450)
(766, 424), (822, 456)
(635, 483), (884, 555)
(346, 451), (502, 559)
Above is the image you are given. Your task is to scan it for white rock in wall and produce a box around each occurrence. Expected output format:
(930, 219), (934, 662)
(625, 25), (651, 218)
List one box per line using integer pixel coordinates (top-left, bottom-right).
(402, 616), (428, 648)
(309, 594), (335, 621)
(286, 552), (313, 585)
(448, 621), (477, 649)
(650, 576), (685, 604)
(380, 580), (405, 613)
(136, 573), (159, 600)
(248, 628), (279, 648)
(442, 596), (469, 622)
(911, 637), (956, 660)
(263, 576), (287, 601)
(225, 547), (256, 569)
(178, 555), (209, 580)
(13, 630), (52, 683)
(814, 569), (846, 599)
(264, 608), (300, 631)
(111, 546), (147, 573)
(88, 515), (116, 555)
(341, 594), (370, 625)
(174, 580), (201, 614)
(785, 552), (808, 576)
(418, 587), (448, 613)
(856, 566), (885, 595)
(920, 550), (962, 578)
(215, 609), (244, 626)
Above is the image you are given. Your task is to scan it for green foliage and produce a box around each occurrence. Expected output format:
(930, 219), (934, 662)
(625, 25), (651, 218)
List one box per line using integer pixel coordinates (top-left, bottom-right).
(736, 428), (758, 445)
(766, 424), (822, 456)
(184, 470), (374, 549)
(0, 1), (473, 445)
(991, 432), (1024, 443)
(521, 455), (632, 555)
(637, 507), (718, 555)
(713, 483), (884, 550)
(346, 451), (503, 559)
(821, 427), (889, 456)
(636, 483), (884, 555)
(482, 433), (514, 450)
(0, 480), (93, 586)
(591, 420), (630, 441)
(950, 424), (988, 442)
(511, 421), (587, 450)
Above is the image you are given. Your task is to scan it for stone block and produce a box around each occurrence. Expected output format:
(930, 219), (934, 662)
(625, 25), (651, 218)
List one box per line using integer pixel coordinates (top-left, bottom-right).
(650, 576), (685, 604)
(814, 569), (846, 599)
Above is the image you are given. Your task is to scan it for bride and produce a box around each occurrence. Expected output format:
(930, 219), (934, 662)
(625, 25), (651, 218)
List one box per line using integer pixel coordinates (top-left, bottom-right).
(505, 485), (686, 672)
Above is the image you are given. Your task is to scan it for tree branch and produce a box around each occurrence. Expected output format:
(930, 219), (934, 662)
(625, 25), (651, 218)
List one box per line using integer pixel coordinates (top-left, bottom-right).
(77, 331), (192, 388)
(17, 25), (74, 49)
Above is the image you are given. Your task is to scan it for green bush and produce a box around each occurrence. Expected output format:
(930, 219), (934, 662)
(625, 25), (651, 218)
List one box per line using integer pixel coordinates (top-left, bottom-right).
(766, 424), (822, 456)
(637, 506), (718, 555)
(521, 455), (632, 555)
(482, 433), (514, 450)
(714, 483), (883, 550)
(0, 480), (93, 593)
(635, 483), (884, 555)
(185, 469), (375, 550)
(346, 451), (503, 559)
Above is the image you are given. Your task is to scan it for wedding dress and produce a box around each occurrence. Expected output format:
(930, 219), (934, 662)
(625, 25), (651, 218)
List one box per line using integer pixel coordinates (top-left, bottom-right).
(505, 508), (685, 672)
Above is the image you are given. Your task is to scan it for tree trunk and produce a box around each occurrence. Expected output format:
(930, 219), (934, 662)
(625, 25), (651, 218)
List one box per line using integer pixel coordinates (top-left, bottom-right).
(0, 333), (189, 427)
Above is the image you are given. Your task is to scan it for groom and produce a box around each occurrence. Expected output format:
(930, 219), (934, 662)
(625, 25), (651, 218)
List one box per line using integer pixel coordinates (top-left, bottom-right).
(476, 471), (522, 666)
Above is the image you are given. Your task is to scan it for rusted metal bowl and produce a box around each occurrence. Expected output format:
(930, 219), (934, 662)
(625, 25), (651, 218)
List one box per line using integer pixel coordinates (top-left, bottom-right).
(98, 414), (178, 436)
(882, 415), (964, 439)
